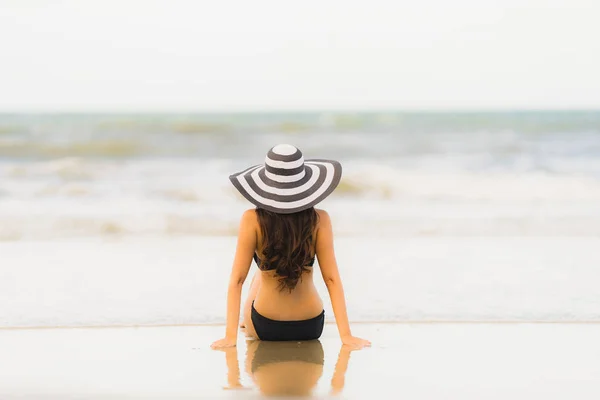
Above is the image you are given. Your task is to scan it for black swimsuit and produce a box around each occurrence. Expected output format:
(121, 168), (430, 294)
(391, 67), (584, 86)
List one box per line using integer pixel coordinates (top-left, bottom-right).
(253, 253), (316, 268)
(251, 253), (325, 341)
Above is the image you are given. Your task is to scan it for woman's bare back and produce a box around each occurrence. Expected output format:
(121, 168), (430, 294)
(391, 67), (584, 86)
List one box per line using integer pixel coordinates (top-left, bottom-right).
(243, 209), (324, 332)
(253, 268), (324, 321)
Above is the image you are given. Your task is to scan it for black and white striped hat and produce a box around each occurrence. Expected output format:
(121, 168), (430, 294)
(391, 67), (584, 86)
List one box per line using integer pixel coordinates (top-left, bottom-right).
(229, 144), (342, 214)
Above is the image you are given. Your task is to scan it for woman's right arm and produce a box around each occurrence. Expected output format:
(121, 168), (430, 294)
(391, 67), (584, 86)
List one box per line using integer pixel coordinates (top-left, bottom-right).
(315, 210), (370, 348)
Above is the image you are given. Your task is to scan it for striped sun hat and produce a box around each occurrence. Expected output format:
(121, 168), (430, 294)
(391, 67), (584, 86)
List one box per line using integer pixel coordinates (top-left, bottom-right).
(229, 144), (342, 214)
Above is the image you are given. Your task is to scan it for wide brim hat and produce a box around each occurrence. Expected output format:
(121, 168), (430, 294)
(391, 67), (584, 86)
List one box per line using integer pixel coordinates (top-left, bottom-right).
(229, 144), (342, 214)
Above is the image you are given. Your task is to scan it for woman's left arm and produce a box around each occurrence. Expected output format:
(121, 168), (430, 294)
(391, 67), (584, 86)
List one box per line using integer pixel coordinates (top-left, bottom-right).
(211, 210), (257, 348)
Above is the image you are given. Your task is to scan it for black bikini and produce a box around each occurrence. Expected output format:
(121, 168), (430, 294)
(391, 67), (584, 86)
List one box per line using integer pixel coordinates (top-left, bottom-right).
(253, 253), (316, 269)
(251, 253), (324, 341)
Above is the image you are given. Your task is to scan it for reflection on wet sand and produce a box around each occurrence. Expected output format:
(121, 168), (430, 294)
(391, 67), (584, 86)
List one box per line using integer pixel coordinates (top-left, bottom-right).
(219, 340), (360, 397)
(246, 340), (324, 397)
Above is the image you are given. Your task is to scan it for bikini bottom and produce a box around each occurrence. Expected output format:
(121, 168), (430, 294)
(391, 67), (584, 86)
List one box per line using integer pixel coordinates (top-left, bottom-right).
(251, 301), (325, 341)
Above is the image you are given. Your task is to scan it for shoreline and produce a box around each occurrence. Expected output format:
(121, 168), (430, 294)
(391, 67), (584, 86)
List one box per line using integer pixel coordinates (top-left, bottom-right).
(3, 319), (600, 331)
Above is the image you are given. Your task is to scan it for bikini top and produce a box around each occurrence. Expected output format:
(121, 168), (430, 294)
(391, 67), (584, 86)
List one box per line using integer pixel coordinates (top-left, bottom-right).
(253, 252), (315, 270)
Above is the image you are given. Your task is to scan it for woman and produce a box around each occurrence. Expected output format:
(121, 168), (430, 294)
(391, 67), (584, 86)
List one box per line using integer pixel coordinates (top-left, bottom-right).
(210, 144), (370, 348)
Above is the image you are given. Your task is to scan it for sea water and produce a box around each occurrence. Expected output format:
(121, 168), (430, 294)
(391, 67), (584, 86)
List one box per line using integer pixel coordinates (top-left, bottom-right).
(1, 112), (599, 326)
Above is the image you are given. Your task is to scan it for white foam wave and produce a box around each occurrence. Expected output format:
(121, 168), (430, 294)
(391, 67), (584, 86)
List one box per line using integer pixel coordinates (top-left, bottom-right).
(339, 164), (600, 202)
(2, 158), (600, 240)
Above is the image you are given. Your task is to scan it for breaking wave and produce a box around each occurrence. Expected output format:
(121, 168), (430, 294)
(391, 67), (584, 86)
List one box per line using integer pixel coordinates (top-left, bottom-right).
(2, 157), (600, 240)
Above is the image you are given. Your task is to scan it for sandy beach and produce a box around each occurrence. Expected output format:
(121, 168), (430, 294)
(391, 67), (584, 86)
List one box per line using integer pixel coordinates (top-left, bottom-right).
(3, 236), (599, 397)
(1, 322), (599, 399)
(3, 234), (600, 398)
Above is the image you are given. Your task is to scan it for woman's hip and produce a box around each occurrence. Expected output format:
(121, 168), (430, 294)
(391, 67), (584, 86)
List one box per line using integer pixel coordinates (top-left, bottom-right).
(251, 301), (324, 341)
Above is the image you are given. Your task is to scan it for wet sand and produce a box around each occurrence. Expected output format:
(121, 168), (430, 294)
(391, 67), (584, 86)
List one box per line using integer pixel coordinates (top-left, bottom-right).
(1, 323), (599, 399)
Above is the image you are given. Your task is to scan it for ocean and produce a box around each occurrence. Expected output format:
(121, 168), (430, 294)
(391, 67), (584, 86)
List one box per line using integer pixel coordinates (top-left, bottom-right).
(1, 111), (600, 327)
(1, 111), (600, 240)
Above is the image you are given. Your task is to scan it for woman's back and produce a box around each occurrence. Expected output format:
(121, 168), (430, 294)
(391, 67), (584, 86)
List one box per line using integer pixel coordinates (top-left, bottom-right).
(255, 268), (324, 320)
(252, 208), (324, 321)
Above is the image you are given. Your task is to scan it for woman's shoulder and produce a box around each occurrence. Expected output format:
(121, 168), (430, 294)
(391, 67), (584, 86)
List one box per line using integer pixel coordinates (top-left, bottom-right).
(241, 208), (258, 219)
(314, 208), (332, 227)
(315, 208), (329, 218)
(240, 208), (259, 228)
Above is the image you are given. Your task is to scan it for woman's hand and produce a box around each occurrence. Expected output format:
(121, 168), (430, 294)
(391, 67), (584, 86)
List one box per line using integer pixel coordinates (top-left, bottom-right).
(211, 337), (237, 349)
(340, 335), (371, 349)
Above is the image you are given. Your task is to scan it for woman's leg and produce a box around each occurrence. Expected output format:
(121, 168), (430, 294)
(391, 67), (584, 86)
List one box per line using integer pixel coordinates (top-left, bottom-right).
(242, 271), (261, 339)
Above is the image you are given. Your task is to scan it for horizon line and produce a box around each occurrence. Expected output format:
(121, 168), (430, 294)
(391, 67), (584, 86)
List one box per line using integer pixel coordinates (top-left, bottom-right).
(1, 108), (600, 115)
(2, 320), (600, 331)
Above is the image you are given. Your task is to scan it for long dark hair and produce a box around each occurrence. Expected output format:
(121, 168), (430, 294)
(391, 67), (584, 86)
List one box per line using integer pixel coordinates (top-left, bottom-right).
(255, 207), (319, 292)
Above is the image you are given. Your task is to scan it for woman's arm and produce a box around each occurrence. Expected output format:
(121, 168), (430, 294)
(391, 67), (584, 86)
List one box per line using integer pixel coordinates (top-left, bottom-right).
(211, 210), (257, 349)
(315, 210), (370, 348)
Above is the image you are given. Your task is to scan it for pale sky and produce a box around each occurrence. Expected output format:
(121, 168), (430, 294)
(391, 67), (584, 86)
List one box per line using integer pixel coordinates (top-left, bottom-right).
(1, 0), (599, 111)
